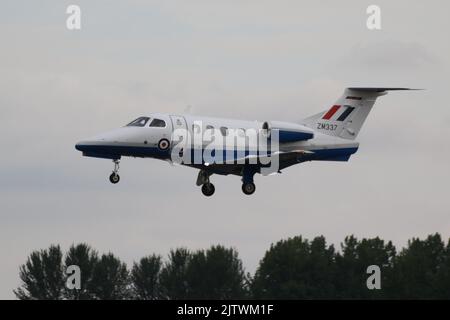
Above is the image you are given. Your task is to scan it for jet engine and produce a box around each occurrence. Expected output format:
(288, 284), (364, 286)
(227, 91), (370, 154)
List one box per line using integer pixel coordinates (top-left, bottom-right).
(261, 121), (314, 143)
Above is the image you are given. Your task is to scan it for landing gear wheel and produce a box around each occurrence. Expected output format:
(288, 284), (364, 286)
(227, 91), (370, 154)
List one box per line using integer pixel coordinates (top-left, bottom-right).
(201, 183), (215, 197)
(109, 173), (120, 184)
(242, 182), (256, 195)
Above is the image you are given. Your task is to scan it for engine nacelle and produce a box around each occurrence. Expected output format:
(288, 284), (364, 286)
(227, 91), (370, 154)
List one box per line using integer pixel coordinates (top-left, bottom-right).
(261, 121), (314, 143)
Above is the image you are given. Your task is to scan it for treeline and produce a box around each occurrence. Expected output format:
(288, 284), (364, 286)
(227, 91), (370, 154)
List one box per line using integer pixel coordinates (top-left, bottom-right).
(15, 234), (450, 299)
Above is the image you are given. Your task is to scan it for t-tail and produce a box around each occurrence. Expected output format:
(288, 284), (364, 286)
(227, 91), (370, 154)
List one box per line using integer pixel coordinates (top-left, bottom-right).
(302, 87), (418, 140)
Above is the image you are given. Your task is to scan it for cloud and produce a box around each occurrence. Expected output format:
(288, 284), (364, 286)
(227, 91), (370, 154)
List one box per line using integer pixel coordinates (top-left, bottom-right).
(1, 0), (450, 299)
(341, 40), (439, 69)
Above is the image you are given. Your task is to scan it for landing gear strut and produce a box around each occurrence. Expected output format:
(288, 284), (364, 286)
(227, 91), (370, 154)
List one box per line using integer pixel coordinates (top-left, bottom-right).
(109, 159), (120, 184)
(241, 166), (257, 195)
(197, 170), (215, 197)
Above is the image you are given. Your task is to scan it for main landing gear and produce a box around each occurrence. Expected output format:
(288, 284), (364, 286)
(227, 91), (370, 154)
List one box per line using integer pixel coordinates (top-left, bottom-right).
(196, 167), (258, 196)
(241, 166), (257, 196)
(109, 159), (120, 184)
(197, 170), (215, 197)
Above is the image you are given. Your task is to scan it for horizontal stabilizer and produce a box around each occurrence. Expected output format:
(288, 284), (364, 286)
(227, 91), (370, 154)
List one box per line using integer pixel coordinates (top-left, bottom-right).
(347, 87), (422, 92)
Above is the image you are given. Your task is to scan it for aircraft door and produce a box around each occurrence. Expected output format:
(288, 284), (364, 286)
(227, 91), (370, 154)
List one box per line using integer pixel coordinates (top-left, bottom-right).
(170, 115), (188, 158)
(170, 115), (187, 131)
(147, 114), (172, 152)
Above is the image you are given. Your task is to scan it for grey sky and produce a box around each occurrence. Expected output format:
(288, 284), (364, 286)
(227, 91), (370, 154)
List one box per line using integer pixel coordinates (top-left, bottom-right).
(1, 0), (450, 299)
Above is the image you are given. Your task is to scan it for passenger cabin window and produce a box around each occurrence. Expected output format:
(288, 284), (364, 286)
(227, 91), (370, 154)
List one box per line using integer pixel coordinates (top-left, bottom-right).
(149, 118), (166, 127)
(127, 117), (150, 127)
(220, 127), (228, 136)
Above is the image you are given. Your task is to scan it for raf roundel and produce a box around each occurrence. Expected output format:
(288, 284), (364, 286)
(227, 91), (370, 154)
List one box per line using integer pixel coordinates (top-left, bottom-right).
(158, 139), (170, 151)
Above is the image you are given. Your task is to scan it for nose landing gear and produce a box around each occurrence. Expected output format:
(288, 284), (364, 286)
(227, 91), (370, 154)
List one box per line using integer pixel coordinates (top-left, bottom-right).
(109, 159), (120, 184)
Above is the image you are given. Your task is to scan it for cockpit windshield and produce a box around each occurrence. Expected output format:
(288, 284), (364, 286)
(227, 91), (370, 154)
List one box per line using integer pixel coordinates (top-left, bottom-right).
(126, 117), (150, 127)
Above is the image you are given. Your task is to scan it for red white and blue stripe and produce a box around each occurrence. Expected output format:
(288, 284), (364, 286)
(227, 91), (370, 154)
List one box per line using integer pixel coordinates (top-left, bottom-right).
(322, 105), (355, 121)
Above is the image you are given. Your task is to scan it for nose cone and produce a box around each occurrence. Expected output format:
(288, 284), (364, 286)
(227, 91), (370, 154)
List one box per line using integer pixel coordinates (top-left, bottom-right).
(75, 139), (121, 160)
(75, 127), (135, 159)
(75, 139), (104, 154)
(75, 141), (85, 152)
(75, 140), (93, 152)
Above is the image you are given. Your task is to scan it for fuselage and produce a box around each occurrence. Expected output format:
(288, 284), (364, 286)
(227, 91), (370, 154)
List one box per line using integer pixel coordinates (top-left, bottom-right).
(75, 113), (359, 174)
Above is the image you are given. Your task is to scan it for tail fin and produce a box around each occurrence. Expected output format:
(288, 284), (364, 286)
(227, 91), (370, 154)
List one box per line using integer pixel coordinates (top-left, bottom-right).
(302, 87), (417, 140)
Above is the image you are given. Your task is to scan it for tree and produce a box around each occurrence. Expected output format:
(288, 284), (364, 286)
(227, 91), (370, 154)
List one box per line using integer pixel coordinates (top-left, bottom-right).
(335, 236), (396, 299)
(15, 234), (450, 300)
(392, 233), (446, 299)
(159, 246), (248, 299)
(185, 245), (248, 299)
(15, 245), (130, 300)
(90, 253), (130, 300)
(15, 245), (65, 300)
(64, 243), (99, 300)
(131, 254), (163, 300)
(252, 236), (336, 299)
(433, 239), (450, 299)
(159, 248), (191, 299)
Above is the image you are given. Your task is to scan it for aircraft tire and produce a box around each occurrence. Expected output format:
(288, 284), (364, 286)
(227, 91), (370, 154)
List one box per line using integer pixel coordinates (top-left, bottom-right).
(242, 182), (256, 195)
(109, 173), (120, 184)
(201, 183), (215, 196)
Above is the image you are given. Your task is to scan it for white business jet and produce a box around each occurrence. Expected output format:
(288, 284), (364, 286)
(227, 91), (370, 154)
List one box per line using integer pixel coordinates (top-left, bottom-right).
(75, 87), (415, 196)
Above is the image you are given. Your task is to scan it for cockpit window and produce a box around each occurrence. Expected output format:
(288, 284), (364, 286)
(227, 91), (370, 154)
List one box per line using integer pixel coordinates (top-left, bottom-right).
(126, 117), (150, 127)
(150, 118), (166, 127)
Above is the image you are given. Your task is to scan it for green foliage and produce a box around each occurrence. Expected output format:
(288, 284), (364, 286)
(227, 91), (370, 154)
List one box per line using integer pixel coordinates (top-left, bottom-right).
(90, 253), (131, 300)
(14, 245), (64, 300)
(158, 246), (247, 299)
(131, 254), (163, 300)
(252, 236), (336, 299)
(159, 248), (191, 299)
(15, 245), (130, 300)
(64, 243), (98, 300)
(391, 233), (449, 299)
(184, 245), (248, 299)
(334, 236), (396, 299)
(14, 234), (450, 300)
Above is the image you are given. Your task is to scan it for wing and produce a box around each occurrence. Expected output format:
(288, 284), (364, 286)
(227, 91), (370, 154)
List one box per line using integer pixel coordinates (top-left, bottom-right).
(194, 149), (314, 176)
(237, 150), (313, 168)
